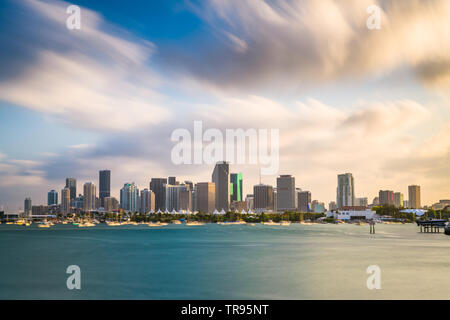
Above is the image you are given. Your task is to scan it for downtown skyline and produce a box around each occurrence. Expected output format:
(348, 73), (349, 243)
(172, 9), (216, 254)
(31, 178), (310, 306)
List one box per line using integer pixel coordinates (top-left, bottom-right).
(10, 164), (439, 214)
(0, 0), (450, 211)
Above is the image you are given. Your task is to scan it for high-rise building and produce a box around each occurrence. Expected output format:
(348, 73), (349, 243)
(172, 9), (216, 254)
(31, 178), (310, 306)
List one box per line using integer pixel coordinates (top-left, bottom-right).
(150, 178), (167, 211)
(179, 186), (192, 211)
(61, 188), (71, 215)
(355, 197), (368, 207)
(337, 173), (354, 208)
(99, 170), (111, 208)
(297, 191), (311, 213)
(230, 173), (243, 203)
(196, 182), (215, 213)
(394, 192), (404, 208)
(168, 177), (177, 185)
(24, 198), (32, 216)
(165, 184), (186, 211)
(379, 190), (394, 206)
(245, 194), (254, 211)
(65, 178), (77, 200)
(140, 189), (155, 213)
(253, 184), (274, 212)
(403, 200), (409, 208)
(83, 182), (96, 211)
(104, 197), (119, 212)
(408, 185), (421, 209)
(329, 201), (337, 211)
(212, 161), (230, 211)
(276, 175), (296, 212)
(47, 190), (58, 206)
(372, 197), (380, 206)
(120, 183), (139, 212)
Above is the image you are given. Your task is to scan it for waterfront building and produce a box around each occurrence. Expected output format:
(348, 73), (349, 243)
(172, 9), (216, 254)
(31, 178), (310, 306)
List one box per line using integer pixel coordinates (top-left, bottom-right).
(150, 178), (167, 211)
(24, 198), (32, 216)
(254, 184), (274, 212)
(408, 185), (421, 209)
(83, 182), (96, 212)
(61, 188), (71, 215)
(394, 192), (404, 208)
(165, 184), (187, 211)
(47, 190), (58, 206)
(212, 161), (230, 211)
(230, 173), (243, 203)
(120, 183), (139, 212)
(313, 202), (326, 213)
(276, 175), (296, 212)
(196, 182), (215, 213)
(140, 189), (155, 213)
(379, 190), (394, 206)
(231, 201), (246, 212)
(74, 194), (84, 209)
(337, 173), (354, 208)
(104, 197), (119, 212)
(245, 194), (254, 211)
(178, 186), (192, 211)
(99, 170), (111, 208)
(297, 191), (311, 213)
(65, 178), (77, 200)
(326, 209), (376, 221)
(32, 205), (48, 216)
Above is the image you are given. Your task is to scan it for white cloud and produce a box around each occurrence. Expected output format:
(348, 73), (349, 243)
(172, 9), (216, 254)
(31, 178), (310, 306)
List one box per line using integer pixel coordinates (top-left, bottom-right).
(0, 0), (171, 131)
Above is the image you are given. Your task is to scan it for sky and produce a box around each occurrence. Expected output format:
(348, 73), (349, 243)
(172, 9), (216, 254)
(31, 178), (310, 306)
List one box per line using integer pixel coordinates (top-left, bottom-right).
(0, 0), (449, 211)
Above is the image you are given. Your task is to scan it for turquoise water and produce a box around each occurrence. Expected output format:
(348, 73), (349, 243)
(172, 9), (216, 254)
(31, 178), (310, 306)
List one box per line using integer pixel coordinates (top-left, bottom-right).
(0, 223), (449, 299)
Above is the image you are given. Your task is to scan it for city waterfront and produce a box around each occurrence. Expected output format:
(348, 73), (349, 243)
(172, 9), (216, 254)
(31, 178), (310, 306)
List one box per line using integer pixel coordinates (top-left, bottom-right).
(1, 223), (449, 300)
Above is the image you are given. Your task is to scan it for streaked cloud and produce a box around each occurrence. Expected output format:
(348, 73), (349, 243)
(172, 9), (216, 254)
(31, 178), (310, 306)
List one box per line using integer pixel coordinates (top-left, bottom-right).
(169, 0), (450, 91)
(0, 0), (171, 131)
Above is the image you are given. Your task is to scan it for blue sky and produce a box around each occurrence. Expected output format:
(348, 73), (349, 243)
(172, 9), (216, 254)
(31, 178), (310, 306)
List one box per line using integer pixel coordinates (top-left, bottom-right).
(0, 0), (449, 211)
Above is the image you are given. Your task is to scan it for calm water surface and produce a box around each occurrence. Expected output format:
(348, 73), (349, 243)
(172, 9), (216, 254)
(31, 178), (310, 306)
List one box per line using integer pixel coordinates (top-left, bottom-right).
(0, 223), (449, 299)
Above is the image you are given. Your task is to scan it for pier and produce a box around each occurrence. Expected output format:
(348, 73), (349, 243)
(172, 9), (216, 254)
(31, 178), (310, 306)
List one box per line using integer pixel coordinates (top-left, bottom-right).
(417, 220), (447, 233)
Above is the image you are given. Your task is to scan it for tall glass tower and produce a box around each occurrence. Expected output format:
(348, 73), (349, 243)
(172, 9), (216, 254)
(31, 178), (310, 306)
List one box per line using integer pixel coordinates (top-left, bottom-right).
(230, 173), (243, 203)
(99, 170), (111, 208)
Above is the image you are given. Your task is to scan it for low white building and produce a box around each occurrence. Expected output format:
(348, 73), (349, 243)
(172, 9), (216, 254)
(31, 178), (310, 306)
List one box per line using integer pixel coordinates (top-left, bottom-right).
(326, 209), (376, 220)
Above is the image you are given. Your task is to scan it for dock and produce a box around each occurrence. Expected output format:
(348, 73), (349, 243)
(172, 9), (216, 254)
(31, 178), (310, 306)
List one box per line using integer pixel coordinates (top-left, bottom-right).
(417, 220), (447, 233)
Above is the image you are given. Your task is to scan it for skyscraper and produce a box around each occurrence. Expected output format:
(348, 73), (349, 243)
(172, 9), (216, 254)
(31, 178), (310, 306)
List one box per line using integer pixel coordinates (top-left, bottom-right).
(47, 190), (58, 206)
(230, 173), (243, 203)
(99, 170), (111, 208)
(379, 190), (394, 206)
(253, 184), (274, 212)
(394, 192), (404, 208)
(196, 182), (215, 213)
(24, 198), (32, 216)
(120, 183), (139, 212)
(168, 176), (177, 185)
(150, 178), (167, 211)
(337, 173), (354, 208)
(65, 178), (77, 200)
(83, 182), (96, 211)
(408, 185), (421, 209)
(297, 191), (311, 213)
(212, 161), (230, 211)
(104, 197), (119, 212)
(61, 188), (71, 215)
(276, 175), (296, 212)
(140, 189), (155, 213)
